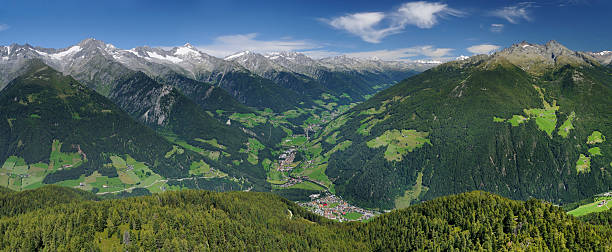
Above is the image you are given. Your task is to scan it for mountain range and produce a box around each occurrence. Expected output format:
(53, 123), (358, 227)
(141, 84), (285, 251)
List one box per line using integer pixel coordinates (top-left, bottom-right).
(309, 40), (612, 208)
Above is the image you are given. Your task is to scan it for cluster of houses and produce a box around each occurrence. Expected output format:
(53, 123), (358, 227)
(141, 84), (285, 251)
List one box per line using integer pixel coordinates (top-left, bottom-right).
(277, 177), (303, 188)
(299, 193), (377, 222)
(277, 148), (296, 172)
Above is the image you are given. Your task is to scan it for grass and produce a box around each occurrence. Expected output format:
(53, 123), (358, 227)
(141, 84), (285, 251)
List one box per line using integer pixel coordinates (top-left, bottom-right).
(240, 138), (265, 165)
(267, 169), (289, 185)
(324, 140), (352, 158)
(301, 163), (332, 188)
(229, 113), (267, 128)
(367, 129), (431, 162)
(493, 116), (506, 123)
(343, 212), (363, 220)
(49, 140), (82, 171)
(587, 131), (606, 145)
(557, 111), (576, 138)
(524, 107), (558, 137)
(394, 172), (428, 209)
(507, 115), (529, 126)
(357, 115), (390, 136)
(576, 154), (591, 174)
(195, 138), (226, 150)
(567, 197), (612, 216)
(588, 147), (602, 156)
(325, 132), (340, 145)
(164, 145), (185, 159)
(281, 135), (308, 147)
(287, 181), (325, 191)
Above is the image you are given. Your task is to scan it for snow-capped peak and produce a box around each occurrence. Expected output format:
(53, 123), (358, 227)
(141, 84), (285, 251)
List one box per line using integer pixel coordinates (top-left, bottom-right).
(596, 50), (612, 56)
(456, 55), (470, 61)
(174, 44), (200, 57)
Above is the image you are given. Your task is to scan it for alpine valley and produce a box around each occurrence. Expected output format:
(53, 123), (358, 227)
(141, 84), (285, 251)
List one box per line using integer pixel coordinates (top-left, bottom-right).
(2, 38), (612, 251)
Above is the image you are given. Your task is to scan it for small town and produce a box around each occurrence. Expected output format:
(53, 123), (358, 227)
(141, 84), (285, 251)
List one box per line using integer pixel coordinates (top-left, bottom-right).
(299, 193), (379, 222)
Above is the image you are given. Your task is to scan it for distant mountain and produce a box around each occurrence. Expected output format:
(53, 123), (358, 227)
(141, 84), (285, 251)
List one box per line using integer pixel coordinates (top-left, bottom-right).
(587, 50), (612, 65)
(310, 41), (612, 209)
(226, 50), (429, 102)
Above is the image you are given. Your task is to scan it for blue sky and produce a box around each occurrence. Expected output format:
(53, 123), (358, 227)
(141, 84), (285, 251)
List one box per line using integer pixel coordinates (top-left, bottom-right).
(1, 0), (610, 61)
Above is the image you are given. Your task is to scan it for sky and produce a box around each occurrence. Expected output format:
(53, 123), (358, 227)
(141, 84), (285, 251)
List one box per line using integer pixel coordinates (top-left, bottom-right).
(1, 0), (611, 61)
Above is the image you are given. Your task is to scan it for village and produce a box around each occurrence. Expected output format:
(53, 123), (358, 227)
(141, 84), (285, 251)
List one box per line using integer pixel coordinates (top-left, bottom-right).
(298, 193), (379, 222)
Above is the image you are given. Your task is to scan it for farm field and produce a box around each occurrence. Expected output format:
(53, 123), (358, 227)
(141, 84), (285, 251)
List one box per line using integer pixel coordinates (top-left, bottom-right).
(568, 197), (612, 216)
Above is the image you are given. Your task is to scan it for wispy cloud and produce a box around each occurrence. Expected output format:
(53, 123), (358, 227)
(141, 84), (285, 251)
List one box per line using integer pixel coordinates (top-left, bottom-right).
(490, 24), (504, 33)
(467, 44), (500, 55)
(323, 1), (463, 43)
(196, 33), (319, 57)
(334, 45), (455, 62)
(490, 2), (534, 24)
(0, 24), (9, 32)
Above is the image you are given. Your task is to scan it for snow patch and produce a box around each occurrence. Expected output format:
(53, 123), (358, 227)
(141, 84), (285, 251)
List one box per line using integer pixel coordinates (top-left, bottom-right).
(146, 51), (183, 63)
(2, 56), (8, 60)
(175, 46), (200, 57)
(225, 51), (249, 60)
(35, 46), (82, 60)
(596, 50), (612, 56)
(521, 44), (532, 48)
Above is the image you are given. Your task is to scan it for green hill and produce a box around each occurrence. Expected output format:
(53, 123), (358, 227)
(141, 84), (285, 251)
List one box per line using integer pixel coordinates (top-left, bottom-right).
(0, 189), (609, 251)
(0, 185), (98, 218)
(311, 42), (612, 209)
(0, 60), (203, 192)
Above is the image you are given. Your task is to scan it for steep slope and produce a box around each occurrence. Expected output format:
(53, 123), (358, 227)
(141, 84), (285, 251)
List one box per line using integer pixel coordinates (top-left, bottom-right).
(0, 189), (609, 251)
(108, 71), (274, 187)
(113, 43), (308, 111)
(317, 41), (612, 209)
(0, 60), (196, 190)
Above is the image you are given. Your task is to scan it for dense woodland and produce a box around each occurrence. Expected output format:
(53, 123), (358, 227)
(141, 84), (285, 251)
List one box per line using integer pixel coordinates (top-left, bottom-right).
(325, 57), (612, 209)
(0, 186), (610, 251)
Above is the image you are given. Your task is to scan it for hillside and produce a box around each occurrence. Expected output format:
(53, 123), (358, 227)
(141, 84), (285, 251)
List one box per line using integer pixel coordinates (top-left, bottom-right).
(303, 41), (612, 209)
(0, 185), (98, 218)
(0, 60), (247, 194)
(0, 189), (609, 250)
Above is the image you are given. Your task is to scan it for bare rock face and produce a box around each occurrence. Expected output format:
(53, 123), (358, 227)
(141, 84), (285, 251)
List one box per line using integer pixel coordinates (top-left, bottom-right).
(492, 40), (599, 74)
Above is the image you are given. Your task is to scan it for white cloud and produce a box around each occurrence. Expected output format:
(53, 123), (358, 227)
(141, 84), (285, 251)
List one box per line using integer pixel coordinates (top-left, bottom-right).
(490, 24), (504, 33)
(491, 2), (534, 24)
(196, 33), (319, 57)
(393, 1), (463, 29)
(0, 24), (9, 32)
(324, 1), (463, 43)
(339, 45), (455, 62)
(467, 44), (500, 55)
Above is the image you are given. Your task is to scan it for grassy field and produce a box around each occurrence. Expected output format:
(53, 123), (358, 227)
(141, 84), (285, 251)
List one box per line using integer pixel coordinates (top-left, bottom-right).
(229, 113), (267, 128)
(343, 212), (363, 220)
(367, 129), (431, 162)
(568, 197), (612, 216)
(557, 111), (576, 138)
(587, 131), (606, 144)
(576, 154), (591, 173)
(287, 181), (325, 191)
(240, 138), (265, 165)
(588, 147), (602, 156)
(507, 115), (529, 126)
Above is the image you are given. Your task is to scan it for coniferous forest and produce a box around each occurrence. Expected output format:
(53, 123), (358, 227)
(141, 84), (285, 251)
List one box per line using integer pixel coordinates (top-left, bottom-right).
(0, 186), (611, 251)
